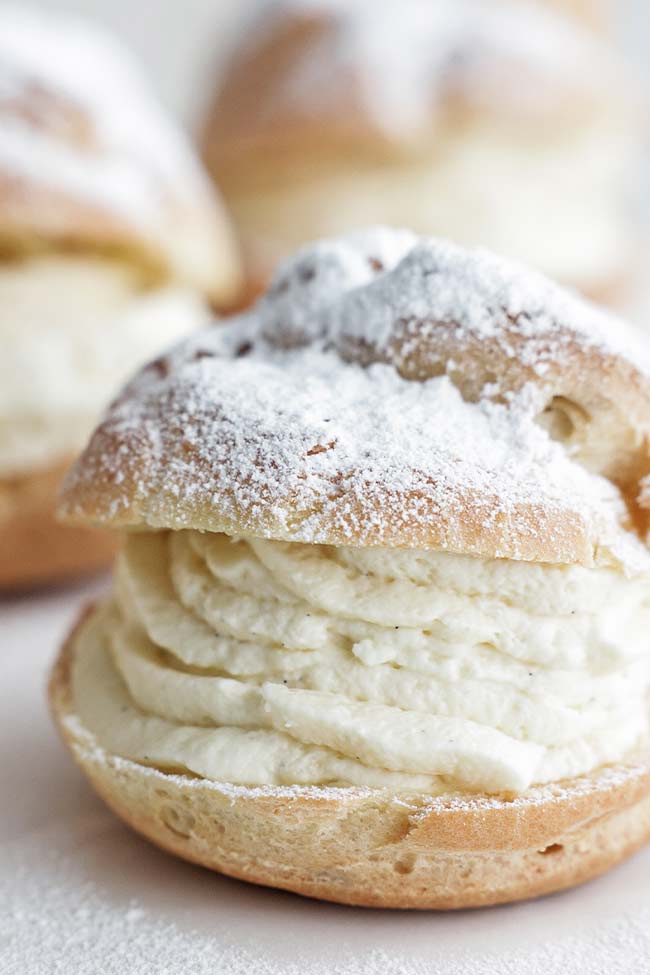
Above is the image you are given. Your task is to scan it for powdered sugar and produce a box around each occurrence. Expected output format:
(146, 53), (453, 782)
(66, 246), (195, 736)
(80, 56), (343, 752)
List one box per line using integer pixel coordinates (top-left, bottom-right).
(63, 229), (650, 571)
(4, 813), (650, 974)
(232, 0), (619, 140)
(260, 229), (650, 365)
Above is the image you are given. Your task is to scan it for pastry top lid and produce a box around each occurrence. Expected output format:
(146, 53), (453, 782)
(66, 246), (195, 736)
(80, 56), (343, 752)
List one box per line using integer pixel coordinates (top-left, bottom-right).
(60, 227), (650, 571)
(203, 0), (630, 174)
(0, 5), (240, 299)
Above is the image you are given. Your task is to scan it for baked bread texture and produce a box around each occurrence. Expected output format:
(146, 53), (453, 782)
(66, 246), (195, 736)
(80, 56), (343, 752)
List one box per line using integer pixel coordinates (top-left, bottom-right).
(53, 229), (650, 908)
(0, 6), (241, 587)
(202, 0), (636, 302)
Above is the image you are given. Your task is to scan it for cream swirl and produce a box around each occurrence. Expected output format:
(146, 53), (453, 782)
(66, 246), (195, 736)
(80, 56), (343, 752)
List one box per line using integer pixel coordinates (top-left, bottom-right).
(72, 530), (650, 795)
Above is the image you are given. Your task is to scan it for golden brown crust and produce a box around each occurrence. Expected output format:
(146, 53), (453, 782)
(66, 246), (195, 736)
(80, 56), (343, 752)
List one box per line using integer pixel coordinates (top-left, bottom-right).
(0, 168), (241, 307)
(58, 430), (623, 567)
(0, 459), (117, 589)
(0, 7), (242, 303)
(50, 610), (650, 909)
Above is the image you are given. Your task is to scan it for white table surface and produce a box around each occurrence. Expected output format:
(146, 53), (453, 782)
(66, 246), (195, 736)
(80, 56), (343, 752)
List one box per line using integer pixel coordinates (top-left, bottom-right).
(2, 579), (650, 974)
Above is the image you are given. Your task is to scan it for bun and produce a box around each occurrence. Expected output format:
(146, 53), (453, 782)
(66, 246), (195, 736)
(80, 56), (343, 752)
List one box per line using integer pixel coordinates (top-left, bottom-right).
(61, 229), (650, 568)
(53, 230), (650, 908)
(202, 0), (635, 299)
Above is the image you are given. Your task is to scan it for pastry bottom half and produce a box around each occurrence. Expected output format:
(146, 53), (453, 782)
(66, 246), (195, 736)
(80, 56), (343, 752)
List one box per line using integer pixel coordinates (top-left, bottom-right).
(0, 459), (117, 589)
(50, 608), (650, 910)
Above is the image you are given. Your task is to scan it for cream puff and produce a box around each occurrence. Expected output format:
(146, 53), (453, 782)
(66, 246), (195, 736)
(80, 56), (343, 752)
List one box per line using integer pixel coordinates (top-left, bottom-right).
(201, 0), (636, 304)
(51, 228), (650, 908)
(0, 7), (241, 588)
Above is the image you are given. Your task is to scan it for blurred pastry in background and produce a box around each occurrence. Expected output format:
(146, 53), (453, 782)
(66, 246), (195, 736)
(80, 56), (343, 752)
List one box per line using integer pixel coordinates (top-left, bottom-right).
(0, 7), (241, 589)
(201, 0), (636, 303)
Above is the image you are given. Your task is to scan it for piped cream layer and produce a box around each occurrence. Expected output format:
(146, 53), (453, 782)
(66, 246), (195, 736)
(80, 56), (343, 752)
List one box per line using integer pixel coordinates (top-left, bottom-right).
(71, 531), (650, 795)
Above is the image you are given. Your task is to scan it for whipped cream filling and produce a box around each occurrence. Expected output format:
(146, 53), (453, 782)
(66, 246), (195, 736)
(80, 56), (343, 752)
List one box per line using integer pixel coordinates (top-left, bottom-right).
(0, 256), (208, 476)
(71, 530), (650, 795)
(232, 121), (633, 289)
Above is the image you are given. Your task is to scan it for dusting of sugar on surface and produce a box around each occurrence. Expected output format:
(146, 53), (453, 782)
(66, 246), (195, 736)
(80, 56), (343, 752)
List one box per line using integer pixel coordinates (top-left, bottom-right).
(3, 821), (650, 975)
(63, 228), (650, 572)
